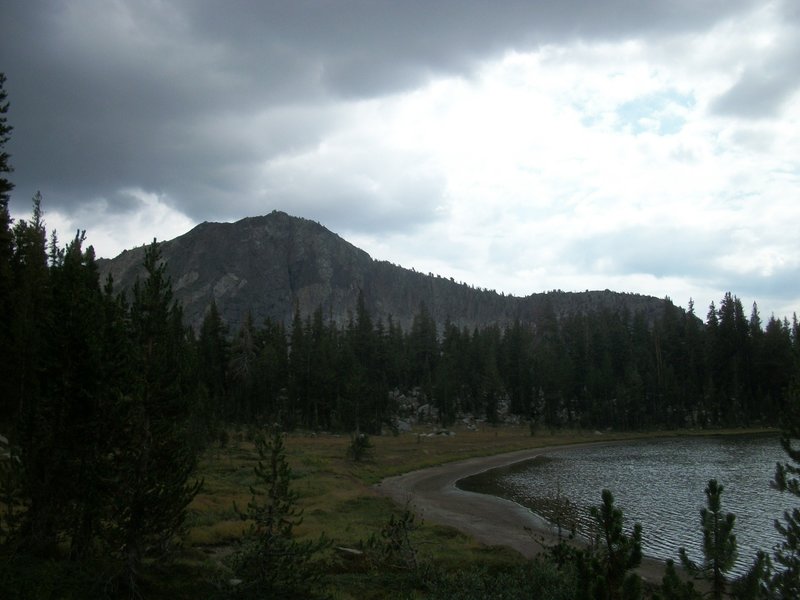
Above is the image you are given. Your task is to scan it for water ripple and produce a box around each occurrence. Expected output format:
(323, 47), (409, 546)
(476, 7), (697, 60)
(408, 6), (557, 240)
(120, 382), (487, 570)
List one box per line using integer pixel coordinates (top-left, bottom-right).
(459, 435), (791, 575)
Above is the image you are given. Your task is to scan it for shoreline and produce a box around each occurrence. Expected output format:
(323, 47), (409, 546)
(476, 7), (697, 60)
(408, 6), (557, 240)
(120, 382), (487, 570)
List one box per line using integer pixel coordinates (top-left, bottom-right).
(374, 440), (670, 583)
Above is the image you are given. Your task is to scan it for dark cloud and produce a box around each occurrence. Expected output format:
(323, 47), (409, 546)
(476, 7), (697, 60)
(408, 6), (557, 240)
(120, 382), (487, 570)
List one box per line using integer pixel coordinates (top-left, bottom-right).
(4, 1), (798, 320)
(721, 266), (800, 311)
(711, 1), (800, 119)
(182, 0), (759, 98)
(567, 226), (719, 280)
(1, 0), (760, 227)
(711, 40), (800, 119)
(254, 145), (447, 235)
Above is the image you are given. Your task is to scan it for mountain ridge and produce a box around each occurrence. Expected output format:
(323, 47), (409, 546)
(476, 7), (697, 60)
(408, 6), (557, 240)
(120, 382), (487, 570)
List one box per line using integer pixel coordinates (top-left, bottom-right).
(98, 210), (674, 332)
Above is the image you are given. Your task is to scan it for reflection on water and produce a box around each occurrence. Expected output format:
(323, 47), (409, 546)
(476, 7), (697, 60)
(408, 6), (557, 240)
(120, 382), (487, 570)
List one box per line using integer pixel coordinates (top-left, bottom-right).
(458, 435), (789, 574)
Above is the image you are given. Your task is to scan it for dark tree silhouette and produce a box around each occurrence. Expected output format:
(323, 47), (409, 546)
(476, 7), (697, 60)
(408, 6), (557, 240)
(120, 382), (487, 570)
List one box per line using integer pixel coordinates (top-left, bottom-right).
(772, 395), (800, 597)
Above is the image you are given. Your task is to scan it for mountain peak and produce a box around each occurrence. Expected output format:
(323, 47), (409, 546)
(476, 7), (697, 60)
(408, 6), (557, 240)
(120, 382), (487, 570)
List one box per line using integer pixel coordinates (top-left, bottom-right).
(99, 212), (670, 332)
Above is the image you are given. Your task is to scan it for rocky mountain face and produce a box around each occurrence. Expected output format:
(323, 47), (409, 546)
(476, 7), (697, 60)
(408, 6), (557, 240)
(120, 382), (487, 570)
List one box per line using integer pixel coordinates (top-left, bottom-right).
(98, 211), (672, 333)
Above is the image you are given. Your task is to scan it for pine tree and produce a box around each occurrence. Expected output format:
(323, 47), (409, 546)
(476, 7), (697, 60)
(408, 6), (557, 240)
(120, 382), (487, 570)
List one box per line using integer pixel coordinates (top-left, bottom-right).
(762, 317), (794, 421)
(771, 392), (800, 598)
(287, 305), (309, 428)
(583, 489), (643, 600)
(436, 319), (463, 426)
(347, 290), (387, 433)
(12, 195), (56, 556)
(259, 317), (290, 425)
(229, 311), (260, 421)
(679, 479), (737, 600)
(305, 307), (328, 429)
(230, 427), (329, 598)
(409, 301), (438, 404)
(46, 231), (109, 559)
(0, 73), (12, 205)
(10, 194), (50, 426)
(0, 73), (15, 422)
(0, 432), (24, 545)
(198, 300), (229, 418)
(5, 203), (130, 564)
(655, 559), (701, 600)
(108, 240), (202, 592)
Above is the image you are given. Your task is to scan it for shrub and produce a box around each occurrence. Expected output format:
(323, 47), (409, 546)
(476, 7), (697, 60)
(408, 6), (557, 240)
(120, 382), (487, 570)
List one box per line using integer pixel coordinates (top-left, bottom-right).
(347, 431), (373, 462)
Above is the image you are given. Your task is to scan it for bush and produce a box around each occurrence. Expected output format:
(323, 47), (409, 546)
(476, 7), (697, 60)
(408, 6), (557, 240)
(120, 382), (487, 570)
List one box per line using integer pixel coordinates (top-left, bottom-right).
(423, 560), (578, 600)
(363, 507), (422, 572)
(347, 431), (373, 462)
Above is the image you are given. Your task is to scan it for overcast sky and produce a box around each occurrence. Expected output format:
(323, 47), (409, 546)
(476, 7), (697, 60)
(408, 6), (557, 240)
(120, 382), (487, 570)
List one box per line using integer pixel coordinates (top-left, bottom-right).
(2, 1), (799, 320)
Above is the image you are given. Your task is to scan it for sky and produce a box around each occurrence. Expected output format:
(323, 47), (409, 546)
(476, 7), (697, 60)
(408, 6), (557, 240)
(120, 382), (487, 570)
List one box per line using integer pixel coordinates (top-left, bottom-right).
(2, 1), (799, 321)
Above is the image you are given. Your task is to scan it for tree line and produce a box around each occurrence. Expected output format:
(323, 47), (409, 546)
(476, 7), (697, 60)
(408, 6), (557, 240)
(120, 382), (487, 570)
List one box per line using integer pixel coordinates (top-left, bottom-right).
(1, 76), (204, 589)
(0, 207), (202, 595)
(197, 288), (798, 434)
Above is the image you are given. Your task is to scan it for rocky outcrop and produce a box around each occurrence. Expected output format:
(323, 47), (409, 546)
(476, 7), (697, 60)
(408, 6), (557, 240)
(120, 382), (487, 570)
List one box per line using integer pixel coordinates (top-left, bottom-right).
(98, 211), (672, 333)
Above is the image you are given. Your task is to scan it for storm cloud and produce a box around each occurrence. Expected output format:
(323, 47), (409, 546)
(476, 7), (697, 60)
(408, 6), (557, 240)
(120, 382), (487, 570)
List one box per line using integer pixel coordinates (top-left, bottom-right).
(1, 0), (798, 318)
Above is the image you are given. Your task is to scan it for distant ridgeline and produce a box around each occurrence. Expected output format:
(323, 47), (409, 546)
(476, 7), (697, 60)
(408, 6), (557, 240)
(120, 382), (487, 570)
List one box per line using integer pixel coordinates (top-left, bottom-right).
(92, 211), (796, 433)
(97, 210), (668, 333)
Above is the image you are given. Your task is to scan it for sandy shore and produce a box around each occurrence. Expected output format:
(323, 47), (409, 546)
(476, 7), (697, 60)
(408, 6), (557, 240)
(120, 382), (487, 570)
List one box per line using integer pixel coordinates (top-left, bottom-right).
(374, 442), (668, 583)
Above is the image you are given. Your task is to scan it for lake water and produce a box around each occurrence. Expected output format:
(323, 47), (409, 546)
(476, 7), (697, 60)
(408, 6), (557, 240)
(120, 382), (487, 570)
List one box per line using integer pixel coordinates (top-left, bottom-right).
(458, 434), (792, 574)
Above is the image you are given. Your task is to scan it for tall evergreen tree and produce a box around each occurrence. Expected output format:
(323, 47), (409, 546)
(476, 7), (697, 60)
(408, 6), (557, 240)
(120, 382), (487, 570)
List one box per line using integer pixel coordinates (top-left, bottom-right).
(229, 312), (260, 421)
(500, 320), (534, 418)
(350, 291), (387, 432)
(384, 315), (408, 390)
(12, 195), (55, 556)
(761, 316), (794, 418)
(108, 240), (202, 591)
(198, 300), (229, 422)
(259, 317), (290, 424)
(747, 303), (765, 420)
(0, 73), (12, 205)
(436, 319), (464, 426)
(771, 392), (800, 598)
(475, 325), (503, 424)
(306, 307), (332, 429)
(288, 305), (309, 428)
(0, 73), (15, 423)
(409, 302), (438, 403)
(46, 232), (109, 559)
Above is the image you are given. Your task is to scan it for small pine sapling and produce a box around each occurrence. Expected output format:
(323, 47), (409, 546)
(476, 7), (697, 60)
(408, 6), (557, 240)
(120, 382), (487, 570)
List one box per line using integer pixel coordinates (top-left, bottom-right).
(230, 427), (329, 599)
(679, 479), (737, 600)
(364, 505), (422, 572)
(347, 430), (373, 462)
(583, 489), (643, 600)
(655, 559), (701, 600)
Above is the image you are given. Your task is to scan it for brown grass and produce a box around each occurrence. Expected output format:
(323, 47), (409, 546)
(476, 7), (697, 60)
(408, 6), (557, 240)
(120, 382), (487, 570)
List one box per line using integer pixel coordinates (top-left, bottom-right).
(187, 424), (772, 553)
(180, 424), (776, 600)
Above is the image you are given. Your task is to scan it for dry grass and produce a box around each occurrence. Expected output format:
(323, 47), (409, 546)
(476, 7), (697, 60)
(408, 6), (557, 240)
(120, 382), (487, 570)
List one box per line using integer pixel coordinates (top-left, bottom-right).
(0, 423), (769, 598)
(187, 424), (767, 551)
(181, 424), (775, 599)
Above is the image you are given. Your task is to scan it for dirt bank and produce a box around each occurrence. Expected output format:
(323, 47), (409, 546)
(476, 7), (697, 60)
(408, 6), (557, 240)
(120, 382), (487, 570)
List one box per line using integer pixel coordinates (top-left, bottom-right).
(375, 442), (668, 583)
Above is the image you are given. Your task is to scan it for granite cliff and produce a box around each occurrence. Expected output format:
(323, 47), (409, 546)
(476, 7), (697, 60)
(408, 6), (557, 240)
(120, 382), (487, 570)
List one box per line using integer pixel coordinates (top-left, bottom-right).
(98, 211), (671, 332)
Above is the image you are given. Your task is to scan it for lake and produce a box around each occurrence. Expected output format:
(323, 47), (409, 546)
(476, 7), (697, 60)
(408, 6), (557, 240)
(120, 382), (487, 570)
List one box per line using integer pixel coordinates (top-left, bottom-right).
(458, 434), (792, 574)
